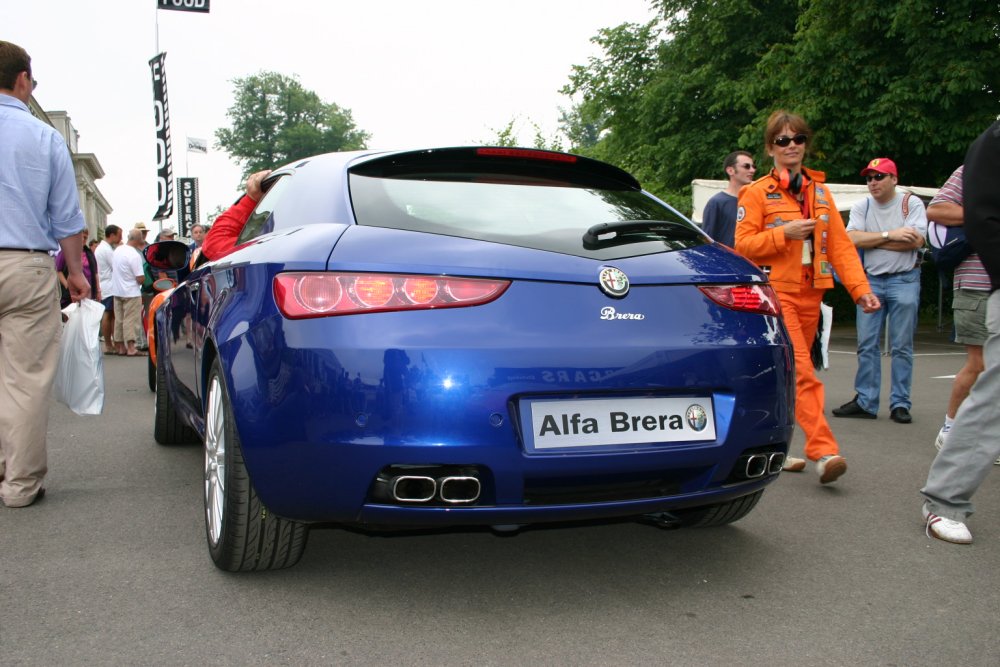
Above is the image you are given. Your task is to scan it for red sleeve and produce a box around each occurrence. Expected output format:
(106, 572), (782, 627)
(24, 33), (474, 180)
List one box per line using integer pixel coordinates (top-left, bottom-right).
(201, 195), (257, 261)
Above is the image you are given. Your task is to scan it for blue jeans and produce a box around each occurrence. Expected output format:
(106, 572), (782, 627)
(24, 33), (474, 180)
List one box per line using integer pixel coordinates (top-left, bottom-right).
(853, 267), (921, 413)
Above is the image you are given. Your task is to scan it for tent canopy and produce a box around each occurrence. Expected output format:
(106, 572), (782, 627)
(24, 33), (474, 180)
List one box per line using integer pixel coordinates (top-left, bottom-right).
(690, 179), (940, 224)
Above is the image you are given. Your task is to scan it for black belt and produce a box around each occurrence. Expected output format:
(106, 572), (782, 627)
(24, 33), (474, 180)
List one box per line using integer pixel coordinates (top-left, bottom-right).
(0, 247), (48, 253)
(870, 266), (918, 276)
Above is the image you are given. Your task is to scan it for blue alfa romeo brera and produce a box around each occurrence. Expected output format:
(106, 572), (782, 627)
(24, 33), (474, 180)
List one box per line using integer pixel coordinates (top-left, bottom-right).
(148, 146), (794, 571)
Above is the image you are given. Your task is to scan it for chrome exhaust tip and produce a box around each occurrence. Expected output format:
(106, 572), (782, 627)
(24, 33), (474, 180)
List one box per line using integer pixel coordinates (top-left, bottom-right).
(391, 475), (436, 503)
(745, 454), (768, 478)
(438, 476), (480, 505)
(767, 452), (785, 474)
(438, 476), (481, 504)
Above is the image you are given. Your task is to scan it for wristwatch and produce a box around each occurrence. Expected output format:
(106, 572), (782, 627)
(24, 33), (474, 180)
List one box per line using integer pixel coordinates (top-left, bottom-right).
(881, 231), (890, 241)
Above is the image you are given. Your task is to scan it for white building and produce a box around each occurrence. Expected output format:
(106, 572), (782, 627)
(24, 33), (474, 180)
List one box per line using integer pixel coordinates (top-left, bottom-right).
(27, 97), (111, 239)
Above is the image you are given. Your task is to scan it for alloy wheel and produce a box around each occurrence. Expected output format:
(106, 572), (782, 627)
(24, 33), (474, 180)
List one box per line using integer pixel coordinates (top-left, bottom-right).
(204, 374), (227, 545)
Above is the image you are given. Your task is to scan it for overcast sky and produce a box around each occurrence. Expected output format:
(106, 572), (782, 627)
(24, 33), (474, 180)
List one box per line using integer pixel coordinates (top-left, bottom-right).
(9, 0), (656, 234)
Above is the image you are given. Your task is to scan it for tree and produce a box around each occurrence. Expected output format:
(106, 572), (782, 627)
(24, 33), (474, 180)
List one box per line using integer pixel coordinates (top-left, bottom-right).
(752, 0), (1000, 186)
(561, 0), (1000, 205)
(482, 116), (565, 151)
(561, 3), (800, 212)
(560, 20), (663, 177)
(216, 71), (370, 181)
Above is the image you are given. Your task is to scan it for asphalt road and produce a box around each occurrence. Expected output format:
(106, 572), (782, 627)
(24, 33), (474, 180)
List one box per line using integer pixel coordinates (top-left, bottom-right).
(3, 326), (999, 666)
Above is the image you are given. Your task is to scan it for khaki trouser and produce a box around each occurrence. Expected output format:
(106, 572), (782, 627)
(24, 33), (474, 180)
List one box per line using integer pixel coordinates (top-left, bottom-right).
(113, 295), (142, 344)
(0, 250), (62, 506)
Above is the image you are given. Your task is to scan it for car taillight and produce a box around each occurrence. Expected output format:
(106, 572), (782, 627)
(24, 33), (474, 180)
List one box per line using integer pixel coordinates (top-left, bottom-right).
(403, 278), (439, 304)
(274, 272), (511, 319)
(699, 284), (781, 316)
(476, 147), (578, 163)
(354, 276), (394, 307)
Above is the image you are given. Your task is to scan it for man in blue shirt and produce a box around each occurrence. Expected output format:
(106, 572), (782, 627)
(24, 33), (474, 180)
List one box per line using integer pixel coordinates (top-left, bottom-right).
(0, 41), (88, 508)
(701, 150), (756, 248)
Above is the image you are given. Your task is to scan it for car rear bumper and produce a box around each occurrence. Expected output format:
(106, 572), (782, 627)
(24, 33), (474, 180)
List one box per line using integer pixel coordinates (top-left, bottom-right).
(354, 475), (777, 528)
(239, 427), (790, 523)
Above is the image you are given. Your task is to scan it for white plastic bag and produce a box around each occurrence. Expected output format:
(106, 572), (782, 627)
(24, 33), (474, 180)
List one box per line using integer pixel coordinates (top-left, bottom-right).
(53, 298), (105, 415)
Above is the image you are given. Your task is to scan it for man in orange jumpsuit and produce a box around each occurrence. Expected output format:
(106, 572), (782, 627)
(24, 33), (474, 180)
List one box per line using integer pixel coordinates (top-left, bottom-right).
(736, 110), (880, 484)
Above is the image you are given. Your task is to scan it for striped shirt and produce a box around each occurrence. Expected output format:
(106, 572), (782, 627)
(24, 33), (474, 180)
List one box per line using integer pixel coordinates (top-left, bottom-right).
(930, 166), (990, 291)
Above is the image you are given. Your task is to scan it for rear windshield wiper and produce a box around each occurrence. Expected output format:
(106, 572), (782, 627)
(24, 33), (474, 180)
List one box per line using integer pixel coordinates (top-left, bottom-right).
(582, 220), (701, 249)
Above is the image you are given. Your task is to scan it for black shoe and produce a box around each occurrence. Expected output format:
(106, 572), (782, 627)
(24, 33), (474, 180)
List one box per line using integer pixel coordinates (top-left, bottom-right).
(890, 406), (912, 424)
(832, 396), (877, 419)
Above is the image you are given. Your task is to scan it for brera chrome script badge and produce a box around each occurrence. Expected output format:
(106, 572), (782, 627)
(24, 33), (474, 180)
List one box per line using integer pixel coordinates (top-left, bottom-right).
(598, 266), (629, 298)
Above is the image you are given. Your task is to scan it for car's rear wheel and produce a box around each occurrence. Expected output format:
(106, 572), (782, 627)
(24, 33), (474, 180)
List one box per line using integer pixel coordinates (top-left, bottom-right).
(153, 356), (197, 444)
(671, 490), (764, 528)
(204, 359), (308, 572)
(147, 354), (156, 392)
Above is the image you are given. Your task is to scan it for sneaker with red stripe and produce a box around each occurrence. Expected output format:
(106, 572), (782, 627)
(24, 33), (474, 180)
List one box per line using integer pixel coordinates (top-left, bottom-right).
(922, 507), (972, 544)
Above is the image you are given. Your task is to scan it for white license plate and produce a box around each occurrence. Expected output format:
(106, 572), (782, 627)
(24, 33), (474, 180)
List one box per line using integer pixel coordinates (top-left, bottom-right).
(521, 396), (716, 452)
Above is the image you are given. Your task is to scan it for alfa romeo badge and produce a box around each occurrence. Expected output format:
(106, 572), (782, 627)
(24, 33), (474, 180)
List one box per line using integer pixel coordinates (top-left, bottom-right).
(598, 266), (629, 298)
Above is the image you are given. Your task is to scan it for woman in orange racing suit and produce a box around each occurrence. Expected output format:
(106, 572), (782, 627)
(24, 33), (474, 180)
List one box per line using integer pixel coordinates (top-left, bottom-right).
(735, 110), (880, 485)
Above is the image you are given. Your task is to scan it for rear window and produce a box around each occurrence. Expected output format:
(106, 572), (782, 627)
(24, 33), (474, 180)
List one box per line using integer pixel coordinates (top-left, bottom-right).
(348, 166), (705, 260)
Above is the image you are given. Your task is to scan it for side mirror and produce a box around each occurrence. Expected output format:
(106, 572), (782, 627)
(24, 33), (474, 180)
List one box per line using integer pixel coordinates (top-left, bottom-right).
(143, 240), (190, 271)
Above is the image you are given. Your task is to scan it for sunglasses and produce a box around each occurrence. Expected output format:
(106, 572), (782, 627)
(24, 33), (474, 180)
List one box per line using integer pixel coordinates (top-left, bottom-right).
(738, 162), (756, 170)
(865, 173), (890, 182)
(773, 134), (807, 147)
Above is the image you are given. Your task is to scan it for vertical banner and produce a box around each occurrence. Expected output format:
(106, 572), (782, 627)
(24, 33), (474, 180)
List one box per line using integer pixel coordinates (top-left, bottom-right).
(177, 177), (200, 237)
(158, 0), (211, 12)
(149, 52), (173, 221)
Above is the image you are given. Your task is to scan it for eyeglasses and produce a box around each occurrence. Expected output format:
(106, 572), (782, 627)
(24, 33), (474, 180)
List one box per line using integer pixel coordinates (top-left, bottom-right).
(738, 162), (756, 170)
(865, 173), (890, 182)
(773, 134), (807, 147)
(32, 78), (38, 91)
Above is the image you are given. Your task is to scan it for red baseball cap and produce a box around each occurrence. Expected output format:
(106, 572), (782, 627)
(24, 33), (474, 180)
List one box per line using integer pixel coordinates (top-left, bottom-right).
(860, 157), (898, 177)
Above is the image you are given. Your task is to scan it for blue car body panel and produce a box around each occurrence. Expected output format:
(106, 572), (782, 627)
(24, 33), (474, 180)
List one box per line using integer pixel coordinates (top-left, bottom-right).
(155, 147), (794, 529)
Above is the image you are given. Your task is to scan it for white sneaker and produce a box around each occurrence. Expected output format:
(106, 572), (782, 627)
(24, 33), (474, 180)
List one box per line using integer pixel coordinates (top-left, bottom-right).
(922, 507), (972, 544)
(782, 456), (806, 472)
(934, 423), (950, 451)
(816, 455), (847, 484)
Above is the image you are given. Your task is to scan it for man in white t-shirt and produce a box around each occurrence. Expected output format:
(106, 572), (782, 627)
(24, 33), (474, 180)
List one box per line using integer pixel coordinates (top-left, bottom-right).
(94, 224), (121, 355)
(110, 228), (146, 356)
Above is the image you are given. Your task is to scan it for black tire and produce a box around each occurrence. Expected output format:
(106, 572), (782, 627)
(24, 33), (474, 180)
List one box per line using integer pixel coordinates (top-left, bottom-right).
(147, 354), (156, 393)
(153, 356), (197, 445)
(204, 359), (308, 572)
(672, 490), (764, 528)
